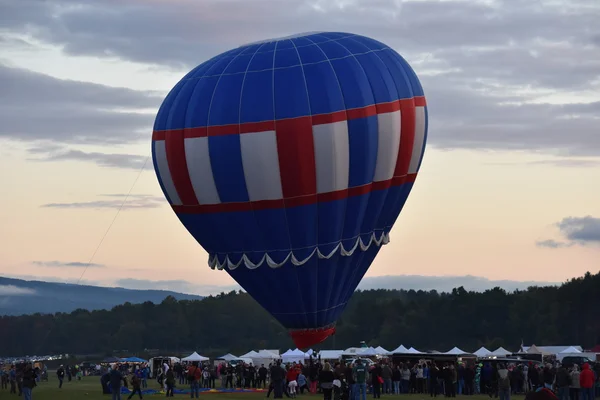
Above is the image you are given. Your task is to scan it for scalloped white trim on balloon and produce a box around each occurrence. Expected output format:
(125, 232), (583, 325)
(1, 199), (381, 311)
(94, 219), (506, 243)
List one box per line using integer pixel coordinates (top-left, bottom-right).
(208, 231), (390, 270)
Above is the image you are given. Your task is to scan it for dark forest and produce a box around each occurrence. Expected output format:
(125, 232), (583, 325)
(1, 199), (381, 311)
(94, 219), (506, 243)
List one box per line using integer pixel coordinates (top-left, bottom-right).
(1, 272), (599, 357)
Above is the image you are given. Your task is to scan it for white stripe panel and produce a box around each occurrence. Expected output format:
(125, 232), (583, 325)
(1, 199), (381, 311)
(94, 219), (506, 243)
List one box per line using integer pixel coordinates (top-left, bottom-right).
(373, 110), (401, 182)
(153, 140), (182, 206)
(184, 137), (221, 204)
(239, 130), (283, 201)
(408, 106), (426, 174)
(313, 121), (350, 194)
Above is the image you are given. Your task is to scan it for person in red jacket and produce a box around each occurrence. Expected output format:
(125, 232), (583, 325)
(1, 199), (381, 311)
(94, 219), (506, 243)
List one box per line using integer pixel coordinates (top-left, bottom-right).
(287, 365), (299, 384)
(579, 363), (595, 400)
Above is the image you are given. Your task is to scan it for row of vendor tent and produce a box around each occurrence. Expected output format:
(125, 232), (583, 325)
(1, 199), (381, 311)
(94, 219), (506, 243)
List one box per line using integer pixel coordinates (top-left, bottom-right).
(474, 345), (591, 359)
(473, 347), (513, 357)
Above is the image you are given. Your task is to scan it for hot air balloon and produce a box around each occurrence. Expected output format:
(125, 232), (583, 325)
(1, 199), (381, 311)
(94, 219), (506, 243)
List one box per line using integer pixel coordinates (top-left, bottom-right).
(152, 32), (428, 348)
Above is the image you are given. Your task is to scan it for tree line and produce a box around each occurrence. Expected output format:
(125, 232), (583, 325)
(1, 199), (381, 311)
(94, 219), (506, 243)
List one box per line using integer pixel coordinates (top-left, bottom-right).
(1, 271), (599, 357)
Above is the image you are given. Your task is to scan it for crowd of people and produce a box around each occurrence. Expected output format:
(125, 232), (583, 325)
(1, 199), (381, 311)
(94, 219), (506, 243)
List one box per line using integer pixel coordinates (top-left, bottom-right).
(0, 363), (39, 400)
(95, 357), (600, 400)
(2, 356), (600, 400)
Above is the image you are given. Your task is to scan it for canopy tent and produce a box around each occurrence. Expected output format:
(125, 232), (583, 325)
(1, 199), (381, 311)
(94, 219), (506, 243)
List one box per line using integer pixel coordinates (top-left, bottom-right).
(342, 347), (363, 356)
(215, 354), (239, 361)
(390, 345), (410, 354)
(474, 347), (492, 357)
(357, 347), (378, 357)
(560, 346), (582, 354)
(282, 348), (306, 364)
(120, 357), (147, 363)
(491, 347), (512, 356)
(374, 346), (390, 356)
(257, 350), (281, 359)
(407, 347), (422, 354)
(239, 350), (279, 366)
(522, 345), (583, 355)
(444, 347), (469, 355)
(102, 356), (120, 363)
(318, 350), (344, 360)
(305, 349), (314, 358)
(181, 352), (209, 362)
(526, 345), (542, 354)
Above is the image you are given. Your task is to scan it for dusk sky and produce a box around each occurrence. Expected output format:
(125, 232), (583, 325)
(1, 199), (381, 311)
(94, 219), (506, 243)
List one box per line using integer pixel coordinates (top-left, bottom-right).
(1, 0), (599, 296)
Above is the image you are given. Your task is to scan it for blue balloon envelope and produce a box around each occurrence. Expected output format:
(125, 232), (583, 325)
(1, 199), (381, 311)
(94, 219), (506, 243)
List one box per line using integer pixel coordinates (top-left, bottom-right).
(152, 32), (428, 348)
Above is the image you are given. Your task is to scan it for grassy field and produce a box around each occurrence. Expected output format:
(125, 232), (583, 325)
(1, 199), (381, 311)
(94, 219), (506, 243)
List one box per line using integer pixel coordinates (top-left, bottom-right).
(4, 373), (270, 399)
(4, 374), (527, 400)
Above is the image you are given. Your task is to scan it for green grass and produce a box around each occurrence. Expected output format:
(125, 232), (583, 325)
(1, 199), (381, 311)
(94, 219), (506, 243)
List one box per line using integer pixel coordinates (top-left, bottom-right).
(11, 374), (271, 400)
(10, 375), (526, 400)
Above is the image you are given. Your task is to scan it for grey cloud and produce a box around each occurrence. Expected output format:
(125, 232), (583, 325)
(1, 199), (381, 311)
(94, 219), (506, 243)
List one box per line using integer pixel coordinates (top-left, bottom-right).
(557, 216), (600, 244)
(537, 216), (600, 249)
(41, 193), (165, 210)
(28, 146), (149, 169)
(0, 285), (37, 296)
(357, 274), (559, 293)
(488, 158), (600, 168)
(3, 0), (598, 69)
(422, 74), (600, 155)
(0, 0), (598, 156)
(436, 44), (600, 91)
(535, 239), (574, 249)
(0, 63), (160, 143)
(115, 278), (239, 296)
(527, 159), (600, 168)
(32, 261), (105, 268)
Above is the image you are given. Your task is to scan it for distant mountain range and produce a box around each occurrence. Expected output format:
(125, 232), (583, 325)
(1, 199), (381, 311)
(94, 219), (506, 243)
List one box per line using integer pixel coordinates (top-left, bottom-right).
(0, 277), (204, 316)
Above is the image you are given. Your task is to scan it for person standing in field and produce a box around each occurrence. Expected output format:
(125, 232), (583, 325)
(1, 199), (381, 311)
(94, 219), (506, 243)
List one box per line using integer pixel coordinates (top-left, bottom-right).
(21, 364), (36, 400)
(353, 359), (368, 400)
(165, 367), (175, 397)
(57, 365), (65, 388)
(570, 365), (581, 400)
(579, 364), (594, 400)
(109, 363), (127, 400)
(128, 373), (143, 400)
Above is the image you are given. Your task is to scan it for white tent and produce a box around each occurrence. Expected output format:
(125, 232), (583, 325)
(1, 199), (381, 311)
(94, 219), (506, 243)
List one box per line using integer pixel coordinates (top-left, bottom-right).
(318, 350), (344, 360)
(255, 350), (281, 365)
(491, 347), (512, 356)
(474, 347), (492, 357)
(241, 351), (261, 358)
(391, 345), (410, 354)
(445, 347), (468, 355)
(357, 347), (378, 357)
(257, 350), (280, 359)
(407, 347), (422, 354)
(282, 348), (306, 364)
(181, 352), (209, 362)
(239, 350), (280, 366)
(342, 347), (363, 356)
(560, 346), (582, 354)
(216, 353), (239, 361)
(304, 349), (314, 358)
(374, 346), (390, 356)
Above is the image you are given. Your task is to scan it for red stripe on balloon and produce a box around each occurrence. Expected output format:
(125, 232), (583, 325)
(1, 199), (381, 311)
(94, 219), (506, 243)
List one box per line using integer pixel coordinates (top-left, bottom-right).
(394, 98), (417, 178)
(164, 129), (198, 205)
(153, 96), (426, 139)
(171, 174), (416, 214)
(275, 117), (317, 200)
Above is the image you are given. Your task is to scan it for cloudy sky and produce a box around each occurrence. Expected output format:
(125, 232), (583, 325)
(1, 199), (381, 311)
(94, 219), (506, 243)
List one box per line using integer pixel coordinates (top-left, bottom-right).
(1, 0), (599, 296)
